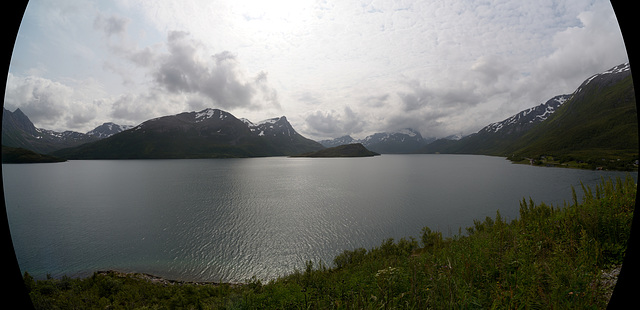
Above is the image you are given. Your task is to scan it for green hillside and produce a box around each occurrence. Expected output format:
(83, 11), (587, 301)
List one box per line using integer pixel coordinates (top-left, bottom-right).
(507, 74), (637, 170)
(417, 64), (637, 170)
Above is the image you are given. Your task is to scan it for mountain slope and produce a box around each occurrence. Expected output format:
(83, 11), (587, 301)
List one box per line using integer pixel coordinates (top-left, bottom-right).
(2, 108), (135, 154)
(51, 108), (323, 159)
(318, 135), (356, 148)
(87, 122), (134, 139)
(418, 63), (637, 168)
(2, 108), (100, 154)
(507, 63), (637, 164)
(362, 128), (431, 154)
(418, 95), (571, 155)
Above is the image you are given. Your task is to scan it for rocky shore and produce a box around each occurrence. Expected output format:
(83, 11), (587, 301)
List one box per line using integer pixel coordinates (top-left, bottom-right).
(95, 270), (245, 287)
(599, 265), (622, 301)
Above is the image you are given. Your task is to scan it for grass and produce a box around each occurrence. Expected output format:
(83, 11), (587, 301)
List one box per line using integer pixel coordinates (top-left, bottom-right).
(507, 151), (638, 171)
(23, 176), (636, 309)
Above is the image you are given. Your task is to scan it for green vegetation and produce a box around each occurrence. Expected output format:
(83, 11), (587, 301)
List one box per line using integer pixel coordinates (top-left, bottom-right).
(2, 145), (66, 163)
(506, 74), (637, 170)
(419, 69), (638, 172)
(23, 176), (635, 309)
(507, 151), (638, 171)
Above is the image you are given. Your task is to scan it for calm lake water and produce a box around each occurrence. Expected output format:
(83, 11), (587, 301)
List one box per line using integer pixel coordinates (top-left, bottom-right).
(3, 155), (636, 282)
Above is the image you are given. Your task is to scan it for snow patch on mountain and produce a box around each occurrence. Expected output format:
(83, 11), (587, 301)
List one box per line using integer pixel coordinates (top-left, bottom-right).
(320, 128), (430, 153)
(575, 63), (630, 94)
(194, 108), (230, 123)
(87, 122), (134, 138)
(483, 94), (571, 134)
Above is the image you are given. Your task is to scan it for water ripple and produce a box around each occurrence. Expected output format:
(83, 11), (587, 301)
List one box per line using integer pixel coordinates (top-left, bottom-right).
(3, 156), (634, 282)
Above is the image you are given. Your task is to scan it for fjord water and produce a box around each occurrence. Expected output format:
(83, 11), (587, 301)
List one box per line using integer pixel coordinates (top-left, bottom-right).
(3, 155), (635, 282)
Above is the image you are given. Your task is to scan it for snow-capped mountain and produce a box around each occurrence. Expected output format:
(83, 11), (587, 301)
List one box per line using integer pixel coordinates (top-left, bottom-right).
(573, 62), (630, 96)
(418, 95), (571, 154)
(481, 94), (571, 135)
(320, 128), (433, 154)
(243, 116), (299, 139)
(2, 107), (137, 154)
(86, 122), (134, 138)
(2, 108), (97, 154)
(53, 108), (323, 159)
(443, 133), (464, 141)
(418, 62), (635, 159)
(318, 135), (357, 148)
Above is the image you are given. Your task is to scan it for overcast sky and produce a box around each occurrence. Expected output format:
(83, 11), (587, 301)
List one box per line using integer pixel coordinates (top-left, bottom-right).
(4, 0), (629, 140)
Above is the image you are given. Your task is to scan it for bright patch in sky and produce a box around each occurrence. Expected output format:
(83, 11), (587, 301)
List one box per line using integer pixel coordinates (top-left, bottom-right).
(4, 0), (629, 140)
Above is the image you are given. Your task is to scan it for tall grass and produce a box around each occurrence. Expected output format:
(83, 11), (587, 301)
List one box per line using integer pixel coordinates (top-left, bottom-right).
(23, 176), (636, 309)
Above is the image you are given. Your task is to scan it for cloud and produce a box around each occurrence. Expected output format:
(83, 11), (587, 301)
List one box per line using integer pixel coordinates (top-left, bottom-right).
(7, 0), (627, 139)
(304, 110), (341, 136)
(398, 77), (481, 113)
(304, 106), (366, 138)
(92, 13), (282, 116)
(3, 74), (99, 131)
(533, 1), (627, 95)
(151, 31), (280, 111)
(93, 14), (130, 38)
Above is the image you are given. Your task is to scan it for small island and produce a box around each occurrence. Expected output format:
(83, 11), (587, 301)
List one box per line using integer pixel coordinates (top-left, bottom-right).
(292, 143), (380, 158)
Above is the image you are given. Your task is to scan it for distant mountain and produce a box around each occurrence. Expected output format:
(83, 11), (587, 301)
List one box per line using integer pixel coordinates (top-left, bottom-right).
(2, 108), (97, 154)
(2, 108), (134, 154)
(481, 95), (570, 135)
(443, 133), (465, 141)
(51, 108), (324, 159)
(318, 135), (357, 148)
(362, 129), (433, 154)
(293, 143), (380, 157)
(418, 94), (572, 155)
(320, 128), (434, 154)
(87, 122), (134, 139)
(419, 63), (637, 169)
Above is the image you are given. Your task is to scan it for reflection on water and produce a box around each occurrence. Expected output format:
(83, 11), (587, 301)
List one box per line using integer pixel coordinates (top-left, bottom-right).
(3, 155), (635, 282)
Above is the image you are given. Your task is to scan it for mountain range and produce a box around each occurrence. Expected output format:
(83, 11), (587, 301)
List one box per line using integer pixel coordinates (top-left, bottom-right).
(418, 63), (637, 169)
(49, 109), (323, 159)
(319, 128), (436, 154)
(2, 63), (636, 166)
(317, 63), (637, 169)
(417, 94), (572, 155)
(2, 108), (132, 154)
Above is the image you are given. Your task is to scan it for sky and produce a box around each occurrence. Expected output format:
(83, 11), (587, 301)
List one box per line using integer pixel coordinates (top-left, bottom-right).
(4, 0), (629, 140)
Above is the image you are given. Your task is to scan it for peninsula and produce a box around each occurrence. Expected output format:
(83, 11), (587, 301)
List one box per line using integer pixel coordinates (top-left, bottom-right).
(292, 143), (380, 157)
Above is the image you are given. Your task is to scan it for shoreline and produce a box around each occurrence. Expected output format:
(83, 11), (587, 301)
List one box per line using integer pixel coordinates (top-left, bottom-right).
(94, 270), (246, 287)
(79, 261), (624, 295)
